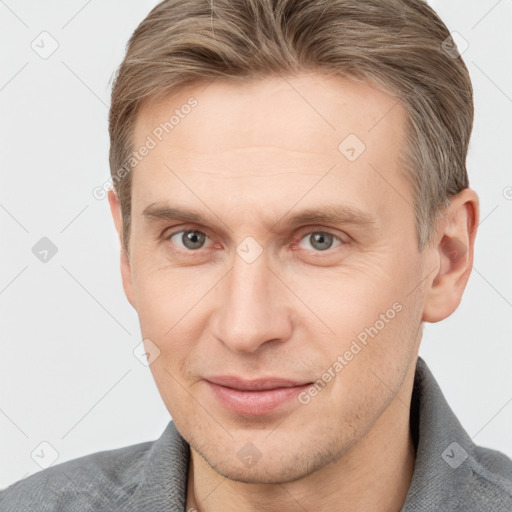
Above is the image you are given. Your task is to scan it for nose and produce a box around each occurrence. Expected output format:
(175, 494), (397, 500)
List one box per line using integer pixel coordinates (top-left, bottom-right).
(209, 249), (293, 353)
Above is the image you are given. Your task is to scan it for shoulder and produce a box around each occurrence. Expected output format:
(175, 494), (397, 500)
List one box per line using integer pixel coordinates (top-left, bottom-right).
(462, 444), (512, 510)
(407, 357), (512, 511)
(0, 440), (154, 512)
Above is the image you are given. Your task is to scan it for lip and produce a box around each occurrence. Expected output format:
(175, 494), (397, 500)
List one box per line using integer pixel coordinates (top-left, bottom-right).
(205, 376), (312, 416)
(207, 376), (310, 391)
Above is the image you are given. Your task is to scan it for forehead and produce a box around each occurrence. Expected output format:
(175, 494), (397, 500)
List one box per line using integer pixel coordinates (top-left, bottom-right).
(135, 73), (405, 155)
(130, 73), (412, 230)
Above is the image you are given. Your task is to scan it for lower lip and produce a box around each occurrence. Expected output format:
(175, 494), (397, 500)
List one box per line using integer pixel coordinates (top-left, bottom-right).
(206, 381), (311, 416)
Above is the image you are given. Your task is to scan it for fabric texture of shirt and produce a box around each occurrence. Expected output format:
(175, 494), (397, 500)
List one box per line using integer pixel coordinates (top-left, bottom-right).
(1, 356), (511, 511)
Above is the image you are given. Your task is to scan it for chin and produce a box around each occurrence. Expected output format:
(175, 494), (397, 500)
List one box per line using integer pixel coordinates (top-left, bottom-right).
(195, 441), (343, 485)
(208, 459), (313, 485)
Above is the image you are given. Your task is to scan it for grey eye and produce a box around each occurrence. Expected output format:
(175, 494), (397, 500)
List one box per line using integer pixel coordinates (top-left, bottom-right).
(170, 230), (209, 250)
(298, 232), (341, 251)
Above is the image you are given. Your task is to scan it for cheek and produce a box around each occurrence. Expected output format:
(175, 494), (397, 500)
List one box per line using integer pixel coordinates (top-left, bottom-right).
(131, 252), (196, 329)
(132, 272), (173, 336)
(131, 258), (212, 369)
(314, 300), (420, 444)
(289, 251), (422, 396)
(284, 252), (405, 331)
(135, 273), (203, 420)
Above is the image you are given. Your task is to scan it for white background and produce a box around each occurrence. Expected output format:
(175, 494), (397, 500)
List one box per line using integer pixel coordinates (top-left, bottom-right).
(1, 0), (511, 489)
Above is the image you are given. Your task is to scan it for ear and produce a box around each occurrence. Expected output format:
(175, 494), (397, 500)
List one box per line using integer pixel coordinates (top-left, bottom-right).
(108, 189), (136, 309)
(422, 188), (479, 323)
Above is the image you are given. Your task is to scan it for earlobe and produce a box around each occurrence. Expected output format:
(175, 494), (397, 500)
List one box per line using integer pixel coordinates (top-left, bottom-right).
(107, 189), (136, 309)
(421, 188), (479, 323)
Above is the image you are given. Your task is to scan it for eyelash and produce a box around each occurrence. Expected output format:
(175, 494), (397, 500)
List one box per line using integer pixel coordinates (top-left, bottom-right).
(164, 226), (346, 255)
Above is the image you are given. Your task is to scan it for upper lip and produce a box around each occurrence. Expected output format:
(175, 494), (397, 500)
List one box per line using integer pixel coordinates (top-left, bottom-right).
(206, 376), (312, 391)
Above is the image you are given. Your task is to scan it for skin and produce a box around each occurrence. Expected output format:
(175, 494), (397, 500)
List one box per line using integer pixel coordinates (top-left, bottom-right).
(108, 73), (479, 512)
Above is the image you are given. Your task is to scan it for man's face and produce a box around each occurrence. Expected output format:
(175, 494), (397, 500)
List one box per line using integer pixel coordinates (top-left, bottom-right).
(118, 73), (433, 483)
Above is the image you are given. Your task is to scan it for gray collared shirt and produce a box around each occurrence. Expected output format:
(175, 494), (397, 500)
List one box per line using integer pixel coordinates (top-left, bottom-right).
(1, 356), (511, 511)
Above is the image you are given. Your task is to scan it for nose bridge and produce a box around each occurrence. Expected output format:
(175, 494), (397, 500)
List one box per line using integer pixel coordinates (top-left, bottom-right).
(211, 249), (291, 353)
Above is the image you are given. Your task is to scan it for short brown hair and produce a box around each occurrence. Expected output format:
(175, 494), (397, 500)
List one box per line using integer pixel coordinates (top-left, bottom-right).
(109, 0), (472, 254)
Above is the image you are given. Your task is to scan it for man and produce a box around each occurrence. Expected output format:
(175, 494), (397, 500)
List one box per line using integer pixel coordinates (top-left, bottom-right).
(2, 0), (511, 510)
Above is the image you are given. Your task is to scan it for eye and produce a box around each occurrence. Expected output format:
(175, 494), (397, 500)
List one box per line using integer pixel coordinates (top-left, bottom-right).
(298, 231), (342, 251)
(169, 229), (213, 251)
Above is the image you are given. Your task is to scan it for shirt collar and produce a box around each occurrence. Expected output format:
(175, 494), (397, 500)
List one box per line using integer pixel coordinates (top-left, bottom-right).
(401, 356), (473, 511)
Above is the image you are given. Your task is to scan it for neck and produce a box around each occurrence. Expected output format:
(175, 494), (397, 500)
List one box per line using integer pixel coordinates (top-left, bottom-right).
(186, 387), (416, 512)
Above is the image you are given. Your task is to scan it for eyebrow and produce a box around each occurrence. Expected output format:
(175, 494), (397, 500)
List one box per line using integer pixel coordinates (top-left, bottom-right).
(143, 204), (205, 223)
(281, 205), (376, 228)
(142, 202), (377, 229)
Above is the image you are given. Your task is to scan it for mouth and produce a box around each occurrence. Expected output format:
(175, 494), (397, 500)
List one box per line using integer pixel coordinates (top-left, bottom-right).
(204, 376), (313, 416)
